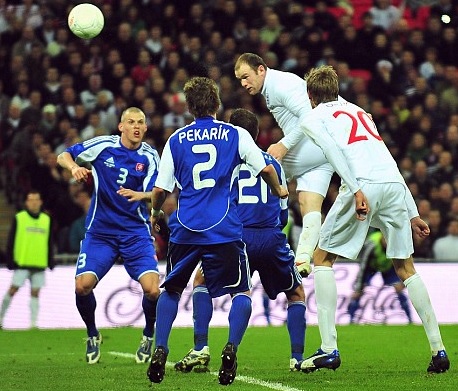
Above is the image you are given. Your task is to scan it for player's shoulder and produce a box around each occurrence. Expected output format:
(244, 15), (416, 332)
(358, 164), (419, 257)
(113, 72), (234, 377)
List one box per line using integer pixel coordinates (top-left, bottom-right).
(139, 142), (159, 157)
(267, 68), (304, 90)
(82, 134), (119, 148)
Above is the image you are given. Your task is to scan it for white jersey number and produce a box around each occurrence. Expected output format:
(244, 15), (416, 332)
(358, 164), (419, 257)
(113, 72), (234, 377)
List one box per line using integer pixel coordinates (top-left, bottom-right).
(238, 170), (268, 204)
(192, 144), (217, 189)
(334, 110), (382, 144)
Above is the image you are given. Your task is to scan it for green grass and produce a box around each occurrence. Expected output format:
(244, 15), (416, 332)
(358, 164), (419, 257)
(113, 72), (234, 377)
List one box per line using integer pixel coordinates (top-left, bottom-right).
(0, 325), (456, 391)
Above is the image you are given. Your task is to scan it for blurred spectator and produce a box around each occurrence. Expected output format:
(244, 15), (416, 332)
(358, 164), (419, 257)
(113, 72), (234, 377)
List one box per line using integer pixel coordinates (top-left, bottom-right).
(432, 219), (458, 261)
(429, 150), (455, 185)
(369, 0), (406, 33)
(163, 92), (191, 131)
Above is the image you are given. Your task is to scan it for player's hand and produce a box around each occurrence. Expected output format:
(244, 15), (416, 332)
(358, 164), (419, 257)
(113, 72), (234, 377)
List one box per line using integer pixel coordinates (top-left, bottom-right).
(117, 186), (143, 202)
(411, 216), (430, 240)
(267, 142), (288, 161)
(71, 166), (92, 183)
(354, 190), (369, 221)
(150, 210), (165, 232)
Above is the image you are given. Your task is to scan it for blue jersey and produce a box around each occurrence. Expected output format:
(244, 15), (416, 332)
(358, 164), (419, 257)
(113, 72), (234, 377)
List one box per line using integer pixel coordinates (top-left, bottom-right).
(238, 151), (288, 229)
(155, 117), (268, 245)
(66, 135), (160, 236)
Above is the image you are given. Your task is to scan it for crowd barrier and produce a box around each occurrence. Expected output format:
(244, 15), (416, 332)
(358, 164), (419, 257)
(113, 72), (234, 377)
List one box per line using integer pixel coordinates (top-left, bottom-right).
(0, 262), (456, 329)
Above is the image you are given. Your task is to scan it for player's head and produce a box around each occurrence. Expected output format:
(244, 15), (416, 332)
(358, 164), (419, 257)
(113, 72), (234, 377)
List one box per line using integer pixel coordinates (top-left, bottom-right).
(118, 107), (147, 149)
(183, 77), (221, 118)
(229, 108), (259, 141)
(305, 65), (339, 108)
(234, 53), (267, 96)
(24, 190), (43, 214)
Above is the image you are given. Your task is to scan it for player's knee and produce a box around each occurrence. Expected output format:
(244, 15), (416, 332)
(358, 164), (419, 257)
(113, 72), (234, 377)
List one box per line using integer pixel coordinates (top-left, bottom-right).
(75, 278), (95, 296)
(144, 287), (160, 301)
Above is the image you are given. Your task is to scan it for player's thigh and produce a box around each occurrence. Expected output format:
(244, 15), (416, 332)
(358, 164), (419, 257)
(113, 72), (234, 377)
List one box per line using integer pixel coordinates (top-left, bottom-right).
(201, 240), (250, 298)
(119, 235), (159, 281)
(371, 183), (413, 259)
(29, 270), (45, 290)
(283, 139), (330, 179)
(11, 269), (29, 288)
(319, 185), (370, 260)
(245, 229), (299, 300)
(76, 233), (118, 280)
(295, 164), (334, 197)
(162, 243), (203, 293)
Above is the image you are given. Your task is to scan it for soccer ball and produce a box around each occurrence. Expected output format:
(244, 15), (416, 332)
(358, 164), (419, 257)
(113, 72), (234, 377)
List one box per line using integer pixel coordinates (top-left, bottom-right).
(68, 3), (104, 40)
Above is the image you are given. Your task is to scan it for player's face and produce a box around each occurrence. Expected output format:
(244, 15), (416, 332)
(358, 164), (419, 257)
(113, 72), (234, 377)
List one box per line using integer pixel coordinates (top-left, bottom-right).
(235, 63), (265, 95)
(119, 112), (147, 149)
(25, 193), (42, 214)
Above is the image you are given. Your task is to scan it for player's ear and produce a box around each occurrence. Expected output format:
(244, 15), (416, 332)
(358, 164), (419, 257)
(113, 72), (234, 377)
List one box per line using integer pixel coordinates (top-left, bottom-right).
(118, 122), (123, 133)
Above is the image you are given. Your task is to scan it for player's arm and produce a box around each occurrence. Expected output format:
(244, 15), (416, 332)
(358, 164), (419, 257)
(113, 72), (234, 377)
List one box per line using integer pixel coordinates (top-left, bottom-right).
(259, 164), (288, 198)
(56, 151), (91, 182)
(300, 116), (369, 218)
(117, 187), (152, 202)
(150, 187), (168, 229)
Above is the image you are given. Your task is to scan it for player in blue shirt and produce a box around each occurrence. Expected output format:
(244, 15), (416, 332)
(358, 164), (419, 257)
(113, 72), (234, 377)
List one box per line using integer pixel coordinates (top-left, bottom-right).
(147, 77), (288, 386)
(174, 108), (307, 373)
(56, 107), (161, 365)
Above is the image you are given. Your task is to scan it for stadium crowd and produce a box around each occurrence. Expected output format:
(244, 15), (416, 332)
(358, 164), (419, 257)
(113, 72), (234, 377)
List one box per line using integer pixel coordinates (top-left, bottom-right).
(1, 0), (458, 260)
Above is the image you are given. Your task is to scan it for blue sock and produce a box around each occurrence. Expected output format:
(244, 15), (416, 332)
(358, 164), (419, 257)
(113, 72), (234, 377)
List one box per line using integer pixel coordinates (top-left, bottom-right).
(142, 295), (157, 338)
(155, 290), (180, 351)
(76, 292), (98, 337)
(397, 292), (412, 322)
(228, 293), (252, 348)
(348, 299), (360, 323)
(193, 285), (213, 350)
(262, 292), (271, 325)
(287, 301), (306, 361)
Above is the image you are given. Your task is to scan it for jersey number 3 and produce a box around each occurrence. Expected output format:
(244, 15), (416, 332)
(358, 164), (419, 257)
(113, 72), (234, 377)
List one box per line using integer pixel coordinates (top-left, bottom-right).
(334, 110), (382, 144)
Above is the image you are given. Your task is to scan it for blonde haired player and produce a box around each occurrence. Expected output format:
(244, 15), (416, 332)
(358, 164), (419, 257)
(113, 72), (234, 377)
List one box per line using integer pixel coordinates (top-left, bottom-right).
(298, 65), (449, 374)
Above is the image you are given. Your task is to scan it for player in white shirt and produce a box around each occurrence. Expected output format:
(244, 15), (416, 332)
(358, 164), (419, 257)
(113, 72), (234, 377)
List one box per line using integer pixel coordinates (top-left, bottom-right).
(298, 65), (449, 374)
(234, 53), (334, 277)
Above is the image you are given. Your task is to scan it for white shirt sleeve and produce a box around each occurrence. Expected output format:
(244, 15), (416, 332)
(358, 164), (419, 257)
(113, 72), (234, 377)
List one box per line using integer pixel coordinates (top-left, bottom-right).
(237, 127), (267, 176)
(299, 114), (360, 194)
(154, 140), (176, 192)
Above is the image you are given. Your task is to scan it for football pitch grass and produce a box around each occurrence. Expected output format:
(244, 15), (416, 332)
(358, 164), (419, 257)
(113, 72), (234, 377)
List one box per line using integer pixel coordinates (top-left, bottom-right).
(0, 325), (456, 391)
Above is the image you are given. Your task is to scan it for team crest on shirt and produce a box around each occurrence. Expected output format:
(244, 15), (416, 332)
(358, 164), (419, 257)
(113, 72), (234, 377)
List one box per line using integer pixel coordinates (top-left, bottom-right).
(136, 163), (145, 172)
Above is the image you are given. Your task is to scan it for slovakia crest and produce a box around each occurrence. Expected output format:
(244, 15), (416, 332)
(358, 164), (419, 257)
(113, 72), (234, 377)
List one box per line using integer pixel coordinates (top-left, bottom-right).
(136, 163), (145, 172)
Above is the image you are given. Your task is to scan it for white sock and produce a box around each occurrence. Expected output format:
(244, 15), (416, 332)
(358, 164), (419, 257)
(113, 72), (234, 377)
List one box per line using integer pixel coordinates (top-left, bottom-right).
(0, 293), (12, 323)
(30, 297), (39, 327)
(295, 211), (322, 261)
(314, 266), (338, 352)
(404, 274), (445, 354)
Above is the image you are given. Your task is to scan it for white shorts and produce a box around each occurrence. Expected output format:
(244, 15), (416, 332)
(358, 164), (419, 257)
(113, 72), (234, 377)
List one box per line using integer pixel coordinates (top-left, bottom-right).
(319, 182), (414, 260)
(281, 138), (334, 197)
(12, 269), (46, 290)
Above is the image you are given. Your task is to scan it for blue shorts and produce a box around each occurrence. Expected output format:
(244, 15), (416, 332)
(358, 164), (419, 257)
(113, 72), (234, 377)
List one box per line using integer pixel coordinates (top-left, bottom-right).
(363, 266), (401, 287)
(76, 232), (158, 282)
(243, 227), (301, 300)
(164, 240), (250, 298)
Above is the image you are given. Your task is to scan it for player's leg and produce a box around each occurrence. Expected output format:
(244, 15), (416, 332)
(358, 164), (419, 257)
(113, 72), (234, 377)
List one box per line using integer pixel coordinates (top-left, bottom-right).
(148, 243), (201, 383)
(175, 268), (212, 372)
(302, 186), (369, 373)
(285, 284), (306, 371)
(384, 267), (412, 323)
(29, 270), (45, 328)
(393, 257), (449, 373)
(202, 240), (251, 385)
(381, 182), (448, 373)
(347, 290), (363, 324)
(123, 236), (160, 364)
(0, 270), (24, 327)
(75, 234), (115, 364)
(294, 166), (333, 278)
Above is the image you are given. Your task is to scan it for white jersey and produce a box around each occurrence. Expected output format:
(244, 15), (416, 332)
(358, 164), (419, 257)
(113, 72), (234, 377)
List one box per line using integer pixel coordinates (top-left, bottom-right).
(300, 100), (419, 219)
(261, 68), (331, 179)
